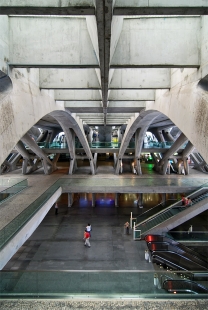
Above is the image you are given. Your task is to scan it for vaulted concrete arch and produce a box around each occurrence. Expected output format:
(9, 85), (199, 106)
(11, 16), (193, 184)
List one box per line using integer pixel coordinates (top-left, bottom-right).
(0, 68), (93, 169)
(49, 110), (95, 175)
(115, 110), (160, 174)
(146, 79), (208, 164)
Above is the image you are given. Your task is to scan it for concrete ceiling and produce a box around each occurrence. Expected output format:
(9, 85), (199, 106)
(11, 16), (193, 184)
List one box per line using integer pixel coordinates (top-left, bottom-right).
(1, 1), (207, 129)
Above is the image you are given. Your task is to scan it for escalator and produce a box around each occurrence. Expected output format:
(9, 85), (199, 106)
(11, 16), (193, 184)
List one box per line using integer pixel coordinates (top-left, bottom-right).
(152, 251), (208, 272)
(145, 234), (208, 263)
(163, 279), (208, 294)
(148, 243), (208, 269)
(136, 200), (176, 225)
(136, 188), (208, 237)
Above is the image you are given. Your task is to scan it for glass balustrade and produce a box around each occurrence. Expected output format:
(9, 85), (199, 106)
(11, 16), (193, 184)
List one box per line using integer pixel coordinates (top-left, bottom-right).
(0, 270), (207, 298)
(0, 178), (28, 205)
(0, 183), (60, 250)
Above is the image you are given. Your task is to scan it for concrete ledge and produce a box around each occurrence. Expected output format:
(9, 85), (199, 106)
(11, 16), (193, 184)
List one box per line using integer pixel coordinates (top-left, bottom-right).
(0, 187), (62, 270)
(0, 299), (207, 309)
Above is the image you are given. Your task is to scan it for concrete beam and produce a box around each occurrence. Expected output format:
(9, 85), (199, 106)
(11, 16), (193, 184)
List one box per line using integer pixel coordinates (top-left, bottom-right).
(109, 89), (155, 101)
(40, 69), (101, 89)
(0, 0), (95, 15)
(109, 68), (170, 89)
(111, 17), (200, 67)
(54, 89), (102, 101)
(95, 0), (113, 122)
(9, 17), (98, 66)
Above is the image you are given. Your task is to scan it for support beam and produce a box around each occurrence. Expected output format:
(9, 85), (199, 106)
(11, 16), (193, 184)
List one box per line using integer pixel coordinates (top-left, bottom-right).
(95, 0), (113, 124)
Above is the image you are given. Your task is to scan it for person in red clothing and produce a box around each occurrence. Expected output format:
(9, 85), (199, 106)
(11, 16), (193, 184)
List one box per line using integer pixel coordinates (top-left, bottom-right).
(181, 195), (188, 206)
(84, 230), (91, 247)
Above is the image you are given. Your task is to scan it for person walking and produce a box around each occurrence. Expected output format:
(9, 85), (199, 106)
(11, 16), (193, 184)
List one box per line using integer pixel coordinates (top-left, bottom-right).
(55, 202), (58, 215)
(84, 230), (91, 247)
(124, 221), (130, 235)
(86, 223), (92, 236)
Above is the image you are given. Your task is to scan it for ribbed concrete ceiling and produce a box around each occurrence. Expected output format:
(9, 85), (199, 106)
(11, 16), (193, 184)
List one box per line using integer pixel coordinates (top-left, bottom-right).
(1, 0), (207, 129)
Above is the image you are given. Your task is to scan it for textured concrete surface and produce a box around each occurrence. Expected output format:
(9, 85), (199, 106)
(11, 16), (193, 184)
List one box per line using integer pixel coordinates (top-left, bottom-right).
(0, 299), (207, 309)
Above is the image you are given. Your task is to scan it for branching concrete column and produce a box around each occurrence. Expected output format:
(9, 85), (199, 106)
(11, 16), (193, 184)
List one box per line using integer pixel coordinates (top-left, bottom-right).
(16, 140), (39, 174)
(68, 193), (73, 207)
(135, 126), (149, 175)
(158, 133), (188, 175)
(67, 129), (76, 175)
(21, 133), (54, 175)
(115, 193), (119, 207)
(163, 130), (175, 142)
(92, 193), (96, 207)
(182, 141), (195, 175)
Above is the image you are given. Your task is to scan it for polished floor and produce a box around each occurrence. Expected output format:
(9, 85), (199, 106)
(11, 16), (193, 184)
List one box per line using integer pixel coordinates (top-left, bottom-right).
(2, 159), (208, 273)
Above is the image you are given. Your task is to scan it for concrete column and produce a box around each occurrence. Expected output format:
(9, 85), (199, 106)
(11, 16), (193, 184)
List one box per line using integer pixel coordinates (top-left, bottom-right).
(118, 128), (122, 142)
(158, 130), (165, 142)
(113, 153), (117, 167)
(183, 158), (189, 175)
(68, 193), (73, 207)
(163, 130), (174, 142)
(92, 193), (96, 207)
(136, 158), (142, 175)
(161, 193), (166, 204)
(167, 160), (171, 175)
(94, 152), (98, 169)
(22, 158), (28, 174)
(137, 193), (143, 208)
(87, 128), (93, 143)
(159, 133), (188, 175)
(21, 133), (54, 174)
(115, 193), (119, 207)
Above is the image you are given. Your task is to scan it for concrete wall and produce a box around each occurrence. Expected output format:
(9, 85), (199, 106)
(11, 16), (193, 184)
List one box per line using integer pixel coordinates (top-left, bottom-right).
(201, 16), (208, 78)
(9, 17), (98, 65)
(146, 78), (208, 164)
(0, 16), (9, 73)
(111, 17), (200, 66)
(0, 68), (65, 166)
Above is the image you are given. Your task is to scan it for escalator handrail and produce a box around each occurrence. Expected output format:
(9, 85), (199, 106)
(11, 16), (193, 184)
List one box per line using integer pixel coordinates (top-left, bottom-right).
(152, 253), (188, 271)
(162, 279), (208, 294)
(136, 187), (208, 228)
(152, 250), (208, 271)
(148, 242), (208, 268)
(136, 199), (176, 224)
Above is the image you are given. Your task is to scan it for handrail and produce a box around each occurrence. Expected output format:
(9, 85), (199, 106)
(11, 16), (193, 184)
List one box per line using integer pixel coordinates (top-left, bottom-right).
(152, 250), (208, 271)
(152, 251), (207, 272)
(152, 254), (188, 271)
(135, 187), (208, 229)
(163, 279), (208, 294)
(136, 199), (177, 225)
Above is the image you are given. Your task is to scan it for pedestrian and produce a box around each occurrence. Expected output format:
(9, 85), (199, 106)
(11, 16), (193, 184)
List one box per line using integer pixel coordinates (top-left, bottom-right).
(188, 225), (193, 235)
(86, 223), (92, 236)
(84, 230), (91, 247)
(181, 195), (187, 206)
(187, 197), (192, 206)
(124, 221), (130, 235)
(55, 202), (58, 215)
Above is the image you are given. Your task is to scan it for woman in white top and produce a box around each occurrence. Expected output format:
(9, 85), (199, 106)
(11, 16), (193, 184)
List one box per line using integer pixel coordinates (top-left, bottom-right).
(86, 223), (92, 236)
